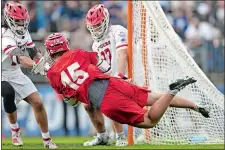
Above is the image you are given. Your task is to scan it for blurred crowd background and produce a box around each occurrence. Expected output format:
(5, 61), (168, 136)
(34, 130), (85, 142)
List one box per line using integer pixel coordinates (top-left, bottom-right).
(2, 0), (224, 85)
(2, 1), (224, 82)
(1, 1), (224, 137)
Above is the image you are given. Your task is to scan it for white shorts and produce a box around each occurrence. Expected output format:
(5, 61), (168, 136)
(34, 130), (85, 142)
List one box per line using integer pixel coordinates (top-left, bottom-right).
(2, 68), (37, 105)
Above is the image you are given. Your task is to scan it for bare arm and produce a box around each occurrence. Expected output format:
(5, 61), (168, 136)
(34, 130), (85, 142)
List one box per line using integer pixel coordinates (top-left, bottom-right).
(18, 46), (44, 69)
(117, 47), (128, 75)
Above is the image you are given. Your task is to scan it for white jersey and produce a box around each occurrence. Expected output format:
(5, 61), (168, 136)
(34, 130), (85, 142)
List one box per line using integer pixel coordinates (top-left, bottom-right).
(1, 27), (37, 103)
(92, 25), (128, 75)
(1, 27), (35, 75)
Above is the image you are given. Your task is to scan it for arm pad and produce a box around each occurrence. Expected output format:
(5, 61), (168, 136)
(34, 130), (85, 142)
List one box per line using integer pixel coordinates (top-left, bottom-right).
(26, 46), (41, 60)
(96, 59), (112, 75)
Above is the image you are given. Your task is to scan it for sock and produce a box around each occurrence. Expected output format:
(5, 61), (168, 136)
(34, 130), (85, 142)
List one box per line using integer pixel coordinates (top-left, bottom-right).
(97, 131), (108, 138)
(169, 89), (179, 96)
(116, 132), (124, 139)
(41, 132), (51, 140)
(10, 122), (19, 129)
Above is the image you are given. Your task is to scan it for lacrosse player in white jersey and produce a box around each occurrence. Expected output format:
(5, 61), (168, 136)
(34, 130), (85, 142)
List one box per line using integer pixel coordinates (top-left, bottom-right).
(83, 4), (128, 146)
(1, 1), (58, 148)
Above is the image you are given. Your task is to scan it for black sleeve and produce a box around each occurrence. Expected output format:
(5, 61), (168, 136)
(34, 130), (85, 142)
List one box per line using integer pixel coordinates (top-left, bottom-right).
(26, 46), (40, 59)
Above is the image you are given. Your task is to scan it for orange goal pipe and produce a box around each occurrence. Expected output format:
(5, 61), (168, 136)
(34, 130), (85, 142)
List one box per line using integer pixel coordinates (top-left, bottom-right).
(127, 0), (134, 146)
(140, 3), (151, 142)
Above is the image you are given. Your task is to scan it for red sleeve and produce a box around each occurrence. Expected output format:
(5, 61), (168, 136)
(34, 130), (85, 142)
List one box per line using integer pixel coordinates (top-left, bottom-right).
(47, 71), (62, 94)
(51, 83), (63, 101)
(56, 94), (63, 101)
(88, 51), (98, 65)
(72, 49), (98, 65)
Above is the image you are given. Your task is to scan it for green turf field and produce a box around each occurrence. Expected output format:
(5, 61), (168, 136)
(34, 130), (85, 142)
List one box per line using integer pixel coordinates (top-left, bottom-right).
(2, 136), (224, 149)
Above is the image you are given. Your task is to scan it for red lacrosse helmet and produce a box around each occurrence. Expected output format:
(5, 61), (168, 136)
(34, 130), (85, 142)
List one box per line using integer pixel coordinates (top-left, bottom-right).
(86, 4), (110, 41)
(45, 33), (70, 58)
(4, 1), (30, 36)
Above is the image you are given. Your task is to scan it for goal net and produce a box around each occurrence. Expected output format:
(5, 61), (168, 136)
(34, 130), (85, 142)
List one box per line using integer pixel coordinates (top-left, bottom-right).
(127, 1), (224, 144)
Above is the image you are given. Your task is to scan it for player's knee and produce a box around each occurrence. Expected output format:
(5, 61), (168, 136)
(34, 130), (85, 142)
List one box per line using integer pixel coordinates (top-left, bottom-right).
(140, 112), (158, 128)
(149, 121), (157, 128)
(1, 81), (16, 113)
(32, 100), (44, 111)
(26, 92), (44, 111)
(147, 115), (159, 128)
(1, 81), (15, 98)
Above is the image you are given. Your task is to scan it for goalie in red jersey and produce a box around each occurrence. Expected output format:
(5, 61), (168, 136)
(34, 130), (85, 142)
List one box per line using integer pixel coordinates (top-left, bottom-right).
(43, 33), (209, 132)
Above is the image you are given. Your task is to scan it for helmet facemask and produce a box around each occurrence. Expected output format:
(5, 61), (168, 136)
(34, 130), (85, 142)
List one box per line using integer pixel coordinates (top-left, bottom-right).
(87, 9), (110, 41)
(4, 12), (30, 36)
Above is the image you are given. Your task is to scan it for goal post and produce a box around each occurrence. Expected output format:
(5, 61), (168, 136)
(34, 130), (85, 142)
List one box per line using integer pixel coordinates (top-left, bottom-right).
(127, 1), (224, 145)
(127, 1), (151, 145)
(127, 0), (134, 145)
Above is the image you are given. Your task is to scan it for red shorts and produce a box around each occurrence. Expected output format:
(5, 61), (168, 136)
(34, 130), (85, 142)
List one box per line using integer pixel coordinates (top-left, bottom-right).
(100, 78), (151, 125)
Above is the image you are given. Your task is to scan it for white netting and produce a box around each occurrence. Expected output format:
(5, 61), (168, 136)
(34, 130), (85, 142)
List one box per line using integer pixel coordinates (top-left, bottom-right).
(131, 1), (224, 144)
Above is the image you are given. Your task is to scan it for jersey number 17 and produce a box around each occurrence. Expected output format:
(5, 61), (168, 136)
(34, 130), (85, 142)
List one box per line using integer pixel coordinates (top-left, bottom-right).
(100, 48), (112, 65)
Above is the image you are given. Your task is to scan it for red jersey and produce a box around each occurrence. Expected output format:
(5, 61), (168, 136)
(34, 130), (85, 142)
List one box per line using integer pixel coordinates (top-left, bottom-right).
(47, 49), (110, 106)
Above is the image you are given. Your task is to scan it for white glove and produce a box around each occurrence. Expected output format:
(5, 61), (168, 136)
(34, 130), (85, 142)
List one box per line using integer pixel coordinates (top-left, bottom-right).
(97, 59), (112, 75)
(31, 57), (49, 76)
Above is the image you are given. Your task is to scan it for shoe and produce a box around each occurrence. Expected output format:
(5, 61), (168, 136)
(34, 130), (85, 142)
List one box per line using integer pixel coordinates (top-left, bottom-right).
(11, 128), (23, 146)
(198, 107), (210, 118)
(83, 135), (112, 146)
(169, 77), (197, 91)
(115, 133), (128, 146)
(43, 138), (58, 149)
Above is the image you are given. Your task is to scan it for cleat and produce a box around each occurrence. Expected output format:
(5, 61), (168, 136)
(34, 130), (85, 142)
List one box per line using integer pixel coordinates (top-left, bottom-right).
(115, 133), (128, 146)
(11, 128), (23, 146)
(43, 138), (58, 149)
(83, 135), (112, 146)
(169, 77), (197, 91)
(198, 107), (210, 118)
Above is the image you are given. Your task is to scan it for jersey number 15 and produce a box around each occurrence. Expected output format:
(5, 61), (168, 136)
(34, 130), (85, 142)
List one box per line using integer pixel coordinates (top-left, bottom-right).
(61, 62), (89, 90)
